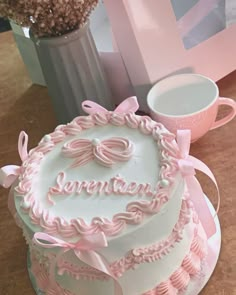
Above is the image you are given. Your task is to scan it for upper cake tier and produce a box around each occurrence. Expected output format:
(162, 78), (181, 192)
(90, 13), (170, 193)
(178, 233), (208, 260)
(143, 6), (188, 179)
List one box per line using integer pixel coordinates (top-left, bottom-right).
(14, 105), (184, 242)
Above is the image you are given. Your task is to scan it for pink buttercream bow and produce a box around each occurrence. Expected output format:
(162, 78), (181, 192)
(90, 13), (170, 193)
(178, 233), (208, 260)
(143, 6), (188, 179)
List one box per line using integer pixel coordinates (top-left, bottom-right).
(62, 137), (134, 168)
(0, 131), (28, 218)
(33, 232), (123, 295)
(82, 96), (139, 115)
(177, 130), (220, 239)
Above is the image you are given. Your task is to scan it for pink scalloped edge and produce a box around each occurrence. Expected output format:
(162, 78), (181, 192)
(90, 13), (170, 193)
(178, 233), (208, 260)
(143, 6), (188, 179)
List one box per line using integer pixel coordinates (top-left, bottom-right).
(142, 231), (208, 295)
(29, 223), (207, 295)
(56, 198), (194, 279)
(22, 197), (193, 280)
(15, 112), (182, 238)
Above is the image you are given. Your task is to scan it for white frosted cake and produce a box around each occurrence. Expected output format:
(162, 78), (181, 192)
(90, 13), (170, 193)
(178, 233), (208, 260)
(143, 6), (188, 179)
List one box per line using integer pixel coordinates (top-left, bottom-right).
(1, 97), (209, 295)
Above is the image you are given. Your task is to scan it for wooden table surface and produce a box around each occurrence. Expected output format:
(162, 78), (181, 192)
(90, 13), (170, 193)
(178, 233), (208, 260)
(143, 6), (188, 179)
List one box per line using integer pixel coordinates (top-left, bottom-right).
(0, 31), (235, 295)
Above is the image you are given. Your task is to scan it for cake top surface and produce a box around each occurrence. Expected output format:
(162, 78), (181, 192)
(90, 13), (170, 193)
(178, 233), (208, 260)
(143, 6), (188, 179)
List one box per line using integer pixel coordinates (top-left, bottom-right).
(33, 125), (160, 221)
(13, 97), (182, 238)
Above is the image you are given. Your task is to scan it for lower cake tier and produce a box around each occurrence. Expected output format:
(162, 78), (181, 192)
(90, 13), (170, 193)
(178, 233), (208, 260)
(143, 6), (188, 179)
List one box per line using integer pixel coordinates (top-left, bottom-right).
(24, 203), (207, 295)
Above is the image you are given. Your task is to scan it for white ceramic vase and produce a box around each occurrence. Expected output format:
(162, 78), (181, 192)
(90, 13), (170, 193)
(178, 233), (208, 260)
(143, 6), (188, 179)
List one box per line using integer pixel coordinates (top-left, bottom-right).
(32, 23), (114, 123)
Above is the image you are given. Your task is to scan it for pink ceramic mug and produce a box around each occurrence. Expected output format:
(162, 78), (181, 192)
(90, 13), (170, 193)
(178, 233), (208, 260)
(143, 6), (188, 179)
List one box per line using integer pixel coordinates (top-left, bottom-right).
(147, 74), (236, 142)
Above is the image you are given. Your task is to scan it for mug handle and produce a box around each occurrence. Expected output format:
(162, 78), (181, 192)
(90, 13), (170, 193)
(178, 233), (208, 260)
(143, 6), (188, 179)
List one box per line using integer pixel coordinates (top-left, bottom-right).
(210, 97), (236, 130)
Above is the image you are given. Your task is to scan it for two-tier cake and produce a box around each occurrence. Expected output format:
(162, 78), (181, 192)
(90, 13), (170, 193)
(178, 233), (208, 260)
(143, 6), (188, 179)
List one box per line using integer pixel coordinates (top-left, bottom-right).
(0, 97), (216, 295)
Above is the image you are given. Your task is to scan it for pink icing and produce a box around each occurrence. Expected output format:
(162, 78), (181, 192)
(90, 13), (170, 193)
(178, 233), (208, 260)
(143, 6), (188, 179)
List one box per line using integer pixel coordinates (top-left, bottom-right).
(47, 172), (157, 205)
(62, 137), (134, 168)
(15, 112), (180, 238)
(58, 265), (109, 281)
(49, 130), (66, 143)
(73, 116), (95, 129)
(56, 198), (192, 279)
(139, 116), (153, 135)
(125, 112), (140, 128)
(144, 281), (177, 295)
(110, 113), (126, 126)
(31, 141), (55, 154)
(190, 231), (207, 259)
(170, 267), (190, 290)
(60, 122), (82, 136)
(30, 251), (75, 295)
(28, 221), (207, 295)
(142, 229), (207, 295)
(92, 112), (109, 126)
(182, 252), (201, 275)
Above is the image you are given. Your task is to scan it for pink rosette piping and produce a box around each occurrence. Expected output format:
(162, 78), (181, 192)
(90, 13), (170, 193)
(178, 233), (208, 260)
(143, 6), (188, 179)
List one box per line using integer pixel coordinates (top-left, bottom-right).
(124, 112), (140, 128)
(109, 113), (126, 126)
(63, 122), (82, 136)
(170, 267), (190, 290)
(153, 281), (177, 295)
(139, 116), (153, 135)
(182, 252), (201, 275)
(190, 234), (207, 259)
(73, 116), (95, 129)
(92, 112), (109, 125)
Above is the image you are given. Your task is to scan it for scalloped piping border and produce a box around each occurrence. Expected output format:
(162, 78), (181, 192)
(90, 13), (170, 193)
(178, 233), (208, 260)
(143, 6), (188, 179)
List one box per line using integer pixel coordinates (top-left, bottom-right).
(56, 198), (194, 279)
(29, 223), (207, 295)
(142, 231), (208, 295)
(15, 112), (182, 238)
(22, 198), (192, 280)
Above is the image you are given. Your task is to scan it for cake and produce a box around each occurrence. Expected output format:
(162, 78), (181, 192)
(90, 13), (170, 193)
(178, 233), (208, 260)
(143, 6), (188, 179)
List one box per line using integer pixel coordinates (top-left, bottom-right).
(0, 97), (216, 295)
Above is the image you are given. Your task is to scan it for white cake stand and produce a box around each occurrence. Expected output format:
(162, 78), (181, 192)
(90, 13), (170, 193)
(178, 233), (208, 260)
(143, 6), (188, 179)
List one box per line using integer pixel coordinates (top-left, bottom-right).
(27, 195), (221, 295)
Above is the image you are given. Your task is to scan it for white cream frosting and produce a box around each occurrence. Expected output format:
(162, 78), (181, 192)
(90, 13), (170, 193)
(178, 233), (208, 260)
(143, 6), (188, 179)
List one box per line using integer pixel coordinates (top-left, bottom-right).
(15, 122), (185, 260)
(22, 198), (200, 295)
(35, 125), (161, 221)
(52, 213), (197, 295)
(15, 119), (183, 239)
(14, 111), (202, 295)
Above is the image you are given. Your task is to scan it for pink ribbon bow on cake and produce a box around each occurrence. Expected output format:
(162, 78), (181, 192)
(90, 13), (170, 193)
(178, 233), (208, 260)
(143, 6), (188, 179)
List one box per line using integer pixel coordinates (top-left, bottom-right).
(177, 130), (220, 239)
(0, 131), (28, 188)
(0, 131), (28, 218)
(33, 232), (123, 295)
(82, 96), (139, 114)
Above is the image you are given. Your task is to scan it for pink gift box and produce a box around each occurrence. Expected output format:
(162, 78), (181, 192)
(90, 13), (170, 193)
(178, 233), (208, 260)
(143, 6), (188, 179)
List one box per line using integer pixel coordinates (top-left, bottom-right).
(103, 0), (236, 112)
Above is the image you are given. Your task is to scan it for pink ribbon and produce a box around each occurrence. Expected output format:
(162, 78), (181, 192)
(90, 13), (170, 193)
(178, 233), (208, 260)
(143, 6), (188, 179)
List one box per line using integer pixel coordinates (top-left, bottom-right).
(33, 232), (123, 295)
(0, 131), (28, 218)
(82, 96), (139, 115)
(0, 131), (28, 188)
(177, 130), (220, 239)
(62, 137), (134, 168)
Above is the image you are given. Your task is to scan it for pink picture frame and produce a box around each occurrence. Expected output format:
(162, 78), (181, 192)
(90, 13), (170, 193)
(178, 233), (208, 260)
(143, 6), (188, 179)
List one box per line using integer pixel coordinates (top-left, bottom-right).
(103, 0), (236, 111)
